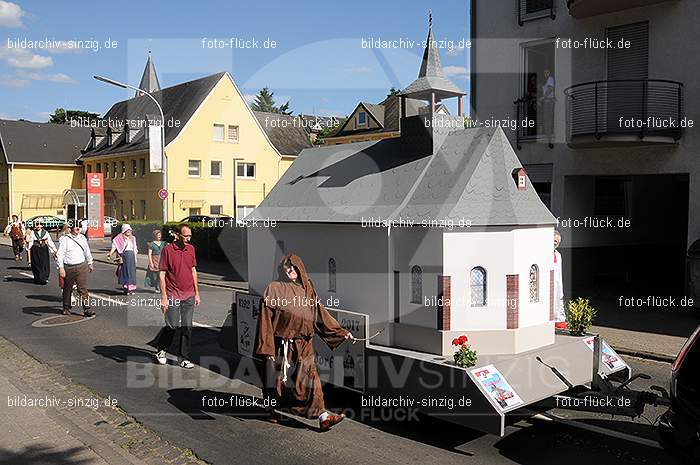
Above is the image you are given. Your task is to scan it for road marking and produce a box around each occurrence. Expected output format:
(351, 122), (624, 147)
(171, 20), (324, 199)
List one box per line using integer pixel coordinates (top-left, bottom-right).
(89, 293), (127, 307)
(19, 271), (34, 278)
(193, 321), (215, 328)
(532, 413), (663, 449)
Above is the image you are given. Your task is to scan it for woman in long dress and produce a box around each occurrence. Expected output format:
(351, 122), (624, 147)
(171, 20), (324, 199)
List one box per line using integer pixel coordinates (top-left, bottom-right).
(256, 253), (353, 430)
(107, 224), (138, 295)
(144, 229), (165, 292)
(26, 221), (56, 284)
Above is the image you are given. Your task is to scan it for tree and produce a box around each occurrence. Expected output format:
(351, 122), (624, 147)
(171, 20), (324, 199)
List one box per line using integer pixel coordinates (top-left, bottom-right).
(48, 108), (101, 125)
(250, 87), (292, 115)
(387, 87), (401, 98)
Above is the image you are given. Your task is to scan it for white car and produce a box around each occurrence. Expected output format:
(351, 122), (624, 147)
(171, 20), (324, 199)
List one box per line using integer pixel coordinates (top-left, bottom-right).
(79, 216), (119, 237)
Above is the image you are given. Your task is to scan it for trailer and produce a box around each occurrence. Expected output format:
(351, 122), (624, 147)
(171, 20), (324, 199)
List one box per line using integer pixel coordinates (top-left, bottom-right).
(222, 291), (668, 436)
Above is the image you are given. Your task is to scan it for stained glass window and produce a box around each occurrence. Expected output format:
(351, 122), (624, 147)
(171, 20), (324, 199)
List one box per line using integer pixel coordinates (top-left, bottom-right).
(411, 265), (422, 304)
(529, 264), (539, 303)
(470, 267), (487, 306)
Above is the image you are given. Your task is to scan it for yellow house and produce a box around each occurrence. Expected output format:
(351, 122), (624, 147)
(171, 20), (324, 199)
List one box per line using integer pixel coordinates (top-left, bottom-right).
(0, 119), (89, 224)
(80, 63), (310, 221)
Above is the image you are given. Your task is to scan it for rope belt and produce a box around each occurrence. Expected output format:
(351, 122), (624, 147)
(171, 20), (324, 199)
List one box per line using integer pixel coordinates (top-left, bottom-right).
(281, 339), (293, 383)
(279, 335), (311, 383)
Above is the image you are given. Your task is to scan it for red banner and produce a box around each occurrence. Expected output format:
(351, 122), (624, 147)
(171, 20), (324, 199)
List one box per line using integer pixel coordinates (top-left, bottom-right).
(86, 173), (104, 239)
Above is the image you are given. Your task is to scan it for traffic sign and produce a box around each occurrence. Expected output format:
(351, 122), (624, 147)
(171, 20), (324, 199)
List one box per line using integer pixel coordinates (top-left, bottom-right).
(158, 188), (168, 200)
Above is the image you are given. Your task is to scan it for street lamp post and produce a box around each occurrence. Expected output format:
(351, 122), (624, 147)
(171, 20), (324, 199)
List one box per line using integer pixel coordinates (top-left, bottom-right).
(232, 157), (244, 225)
(94, 75), (167, 224)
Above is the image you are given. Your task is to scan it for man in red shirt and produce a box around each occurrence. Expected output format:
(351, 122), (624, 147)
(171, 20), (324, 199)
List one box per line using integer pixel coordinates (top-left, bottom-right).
(154, 224), (201, 369)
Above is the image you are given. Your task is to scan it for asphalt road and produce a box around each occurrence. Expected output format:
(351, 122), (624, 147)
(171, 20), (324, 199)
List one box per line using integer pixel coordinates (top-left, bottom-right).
(0, 250), (684, 465)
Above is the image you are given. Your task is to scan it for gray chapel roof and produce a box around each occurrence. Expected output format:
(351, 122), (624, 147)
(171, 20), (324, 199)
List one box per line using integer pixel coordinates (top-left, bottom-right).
(249, 126), (557, 227)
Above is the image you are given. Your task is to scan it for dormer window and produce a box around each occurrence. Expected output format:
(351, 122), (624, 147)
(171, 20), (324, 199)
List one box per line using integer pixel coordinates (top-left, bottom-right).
(357, 111), (367, 127)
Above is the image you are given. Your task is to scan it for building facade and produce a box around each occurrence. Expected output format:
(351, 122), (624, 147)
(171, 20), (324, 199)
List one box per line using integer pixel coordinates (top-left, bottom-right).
(80, 63), (309, 221)
(0, 119), (89, 223)
(471, 0), (698, 299)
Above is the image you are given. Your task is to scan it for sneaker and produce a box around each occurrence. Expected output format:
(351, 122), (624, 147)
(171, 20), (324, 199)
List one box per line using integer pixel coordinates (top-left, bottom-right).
(155, 350), (167, 365)
(83, 309), (95, 317)
(180, 360), (194, 369)
(319, 412), (345, 431)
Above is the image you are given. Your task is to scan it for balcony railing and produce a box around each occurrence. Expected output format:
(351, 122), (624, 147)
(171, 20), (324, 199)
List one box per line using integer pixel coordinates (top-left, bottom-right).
(564, 79), (683, 147)
(518, 0), (555, 26)
(514, 95), (556, 150)
(567, 0), (676, 19)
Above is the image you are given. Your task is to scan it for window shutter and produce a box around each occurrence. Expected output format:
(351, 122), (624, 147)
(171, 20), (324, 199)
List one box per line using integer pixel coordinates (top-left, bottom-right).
(607, 21), (649, 80)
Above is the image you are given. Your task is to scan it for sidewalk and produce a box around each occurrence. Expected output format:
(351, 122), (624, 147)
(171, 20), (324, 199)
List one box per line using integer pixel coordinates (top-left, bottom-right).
(0, 336), (208, 465)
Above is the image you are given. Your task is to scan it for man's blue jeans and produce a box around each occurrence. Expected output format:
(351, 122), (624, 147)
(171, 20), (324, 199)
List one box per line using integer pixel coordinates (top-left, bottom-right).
(155, 296), (195, 360)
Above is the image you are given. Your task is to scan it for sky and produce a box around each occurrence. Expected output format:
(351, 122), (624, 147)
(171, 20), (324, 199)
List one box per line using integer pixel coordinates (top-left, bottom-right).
(0, 0), (470, 122)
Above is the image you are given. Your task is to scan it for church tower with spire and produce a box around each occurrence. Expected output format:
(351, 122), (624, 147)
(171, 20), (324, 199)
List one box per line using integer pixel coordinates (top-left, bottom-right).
(400, 11), (466, 156)
(136, 51), (161, 96)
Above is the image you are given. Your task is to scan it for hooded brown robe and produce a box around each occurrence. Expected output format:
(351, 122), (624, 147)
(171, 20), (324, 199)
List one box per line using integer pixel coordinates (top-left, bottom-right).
(255, 253), (348, 419)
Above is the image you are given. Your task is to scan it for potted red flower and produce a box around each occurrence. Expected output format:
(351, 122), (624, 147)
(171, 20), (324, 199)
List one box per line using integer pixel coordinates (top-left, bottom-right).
(451, 335), (478, 368)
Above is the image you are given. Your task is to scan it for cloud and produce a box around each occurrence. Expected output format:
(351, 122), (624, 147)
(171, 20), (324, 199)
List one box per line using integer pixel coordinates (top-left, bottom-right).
(0, 1), (24, 28)
(0, 45), (53, 69)
(344, 66), (373, 74)
(17, 70), (76, 83)
(45, 40), (86, 54)
(38, 111), (51, 119)
(243, 93), (256, 105)
(0, 74), (28, 87)
(443, 65), (468, 79)
(316, 108), (346, 118)
(0, 112), (16, 120)
(446, 45), (465, 57)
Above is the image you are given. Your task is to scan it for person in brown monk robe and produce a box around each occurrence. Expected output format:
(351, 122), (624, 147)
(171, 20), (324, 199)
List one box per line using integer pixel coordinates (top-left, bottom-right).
(256, 253), (353, 431)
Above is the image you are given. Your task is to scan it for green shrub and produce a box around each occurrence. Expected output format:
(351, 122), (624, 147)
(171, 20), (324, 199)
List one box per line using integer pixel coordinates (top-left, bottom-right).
(566, 297), (597, 336)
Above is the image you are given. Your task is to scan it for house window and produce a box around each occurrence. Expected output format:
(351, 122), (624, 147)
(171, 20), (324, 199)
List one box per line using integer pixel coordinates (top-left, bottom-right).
(129, 200), (135, 218)
(140, 200), (146, 219)
(357, 111), (367, 126)
(86, 164), (92, 173)
(210, 205), (223, 215)
(210, 160), (222, 178)
(104, 163), (109, 178)
(227, 125), (239, 143)
(139, 158), (146, 177)
(131, 159), (137, 177)
(96, 163), (101, 173)
(328, 258), (337, 292)
(213, 124), (225, 141)
(236, 205), (255, 218)
(529, 264), (539, 303)
(189, 207), (201, 216)
(236, 162), (255, 179)
(470, 267), (487, 306)
(120, 161), (126, 178)
(188, 160), (201, 177)
(410, 265), (423, 304)
(112, 162), (117, 178)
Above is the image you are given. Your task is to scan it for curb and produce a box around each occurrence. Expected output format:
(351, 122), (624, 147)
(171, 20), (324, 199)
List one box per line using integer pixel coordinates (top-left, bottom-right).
(610, 347), (676, 364)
